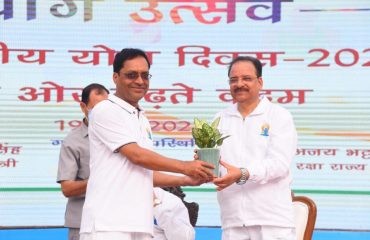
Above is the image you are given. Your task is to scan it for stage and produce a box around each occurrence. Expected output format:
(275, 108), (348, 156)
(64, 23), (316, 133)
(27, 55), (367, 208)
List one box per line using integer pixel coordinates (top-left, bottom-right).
(1, 227), (370, 240)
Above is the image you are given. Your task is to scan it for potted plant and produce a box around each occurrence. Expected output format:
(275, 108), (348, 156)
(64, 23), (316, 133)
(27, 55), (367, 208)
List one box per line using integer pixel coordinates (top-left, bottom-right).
(191, 117), (230, 176)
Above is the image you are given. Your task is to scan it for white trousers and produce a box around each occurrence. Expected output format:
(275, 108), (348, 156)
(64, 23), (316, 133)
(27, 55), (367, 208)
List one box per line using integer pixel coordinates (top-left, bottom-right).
(222, 225), (296, 240)
(80, 231), (152, 240)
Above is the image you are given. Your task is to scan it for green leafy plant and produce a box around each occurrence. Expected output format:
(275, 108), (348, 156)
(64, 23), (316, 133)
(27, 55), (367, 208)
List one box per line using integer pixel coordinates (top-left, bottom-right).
(191, 117), (230, 148)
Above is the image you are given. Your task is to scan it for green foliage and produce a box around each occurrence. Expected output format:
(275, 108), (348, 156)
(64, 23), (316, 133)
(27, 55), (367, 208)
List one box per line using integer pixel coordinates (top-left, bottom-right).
(192, 117), (230, 148)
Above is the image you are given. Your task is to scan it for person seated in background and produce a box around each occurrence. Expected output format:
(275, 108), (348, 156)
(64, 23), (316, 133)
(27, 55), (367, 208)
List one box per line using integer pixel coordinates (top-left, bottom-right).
(56, 83), (109, 240)
(153, 187), (195, 240)
(161, 186), (199, 228)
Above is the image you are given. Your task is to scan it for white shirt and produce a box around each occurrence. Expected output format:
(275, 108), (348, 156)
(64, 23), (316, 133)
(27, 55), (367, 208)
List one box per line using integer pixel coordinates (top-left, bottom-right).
(215, 97), (297, 229)
(80, 94), (154, 234)
(153, 188), (195, 240)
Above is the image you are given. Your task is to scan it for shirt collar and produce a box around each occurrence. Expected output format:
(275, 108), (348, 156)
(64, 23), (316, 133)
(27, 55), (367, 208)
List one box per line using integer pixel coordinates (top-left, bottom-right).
(250, 96), (270, 115)
(108, 94), (144, 114)
(225, 96), (270, 117)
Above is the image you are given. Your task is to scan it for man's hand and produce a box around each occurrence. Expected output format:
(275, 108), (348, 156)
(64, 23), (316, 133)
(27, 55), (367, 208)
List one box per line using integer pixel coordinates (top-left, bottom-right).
(213, 160), (247, 191)
(180, 175), (208, 186)
(183, 160), (215, 181)
(193, 149), (199, 160)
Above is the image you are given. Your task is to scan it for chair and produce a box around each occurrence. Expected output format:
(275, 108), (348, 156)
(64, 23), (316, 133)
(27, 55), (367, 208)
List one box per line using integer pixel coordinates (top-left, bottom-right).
(292, 195), (317, 240)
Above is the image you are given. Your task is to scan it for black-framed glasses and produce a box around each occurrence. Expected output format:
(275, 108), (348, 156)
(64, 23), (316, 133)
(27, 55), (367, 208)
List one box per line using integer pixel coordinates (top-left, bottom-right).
(228, 76), (258, 85)
(123, 71), (152, 81)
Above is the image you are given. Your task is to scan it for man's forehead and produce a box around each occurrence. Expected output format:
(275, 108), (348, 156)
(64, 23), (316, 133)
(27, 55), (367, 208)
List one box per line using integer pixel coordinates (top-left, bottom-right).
(230, 70), (256, 77)
(121, 56), (149, 71)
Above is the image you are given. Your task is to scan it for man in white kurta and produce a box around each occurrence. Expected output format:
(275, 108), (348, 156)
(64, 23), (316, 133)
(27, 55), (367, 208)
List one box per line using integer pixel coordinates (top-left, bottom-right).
(216, 96), (297, 231)
(213, 56), (297, 240)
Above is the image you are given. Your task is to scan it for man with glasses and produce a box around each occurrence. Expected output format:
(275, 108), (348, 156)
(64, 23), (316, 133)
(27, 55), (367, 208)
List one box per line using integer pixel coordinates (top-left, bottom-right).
(80, 48), (214, 240)
(212, 56), (297, 240)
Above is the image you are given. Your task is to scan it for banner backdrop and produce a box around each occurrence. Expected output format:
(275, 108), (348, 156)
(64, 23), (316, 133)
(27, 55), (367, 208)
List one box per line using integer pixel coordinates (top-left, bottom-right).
(1, 0), (370, 230)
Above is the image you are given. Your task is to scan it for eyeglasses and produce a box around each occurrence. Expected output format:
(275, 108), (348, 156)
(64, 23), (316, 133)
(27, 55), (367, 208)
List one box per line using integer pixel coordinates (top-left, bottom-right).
(228, 76), (258, 85)
(122, 71), (152, 81)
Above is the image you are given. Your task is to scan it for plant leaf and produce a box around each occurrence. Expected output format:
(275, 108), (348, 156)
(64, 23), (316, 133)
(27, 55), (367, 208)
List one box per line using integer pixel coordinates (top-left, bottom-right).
(216, 135), (231, 146)
(194, 118), (202, 129)
(211, 117), (220, 129)
(203, 123), (213, 138)
(192, 128), (202, 140)
(194, 138), (205, 148)
(207, 139), (216, 148)
(200, 127), (210, 145)
(199, 119), (207, 128)
(214, 129), (221, 140)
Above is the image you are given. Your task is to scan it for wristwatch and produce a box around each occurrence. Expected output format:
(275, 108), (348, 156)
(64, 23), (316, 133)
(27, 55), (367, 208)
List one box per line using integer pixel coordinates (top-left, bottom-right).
(236, 168), (248, 185)
(153, 198), (162, 207)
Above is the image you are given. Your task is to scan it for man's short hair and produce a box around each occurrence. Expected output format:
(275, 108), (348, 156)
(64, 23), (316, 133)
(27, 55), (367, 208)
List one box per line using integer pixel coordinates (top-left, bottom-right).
(81, 83), (109, 105)
(113, 48), (151, 73)
(228, 56), (262, 78)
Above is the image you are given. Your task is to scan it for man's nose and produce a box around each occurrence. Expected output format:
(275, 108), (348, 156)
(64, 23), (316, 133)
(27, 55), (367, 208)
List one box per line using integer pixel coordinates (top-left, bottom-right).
(134, 75), (145, 84)
(235, 79), (245, 87)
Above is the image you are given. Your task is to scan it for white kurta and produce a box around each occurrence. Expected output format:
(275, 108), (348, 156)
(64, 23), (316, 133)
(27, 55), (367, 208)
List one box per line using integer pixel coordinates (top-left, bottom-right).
(215, 97), (297, 230)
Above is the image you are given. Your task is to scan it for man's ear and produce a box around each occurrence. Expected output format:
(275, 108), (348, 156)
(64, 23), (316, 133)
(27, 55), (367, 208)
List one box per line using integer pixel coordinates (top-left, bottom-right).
(80, 102), (88, 116)
(258, 77), (263, 89)
(113, 72), (118, 85)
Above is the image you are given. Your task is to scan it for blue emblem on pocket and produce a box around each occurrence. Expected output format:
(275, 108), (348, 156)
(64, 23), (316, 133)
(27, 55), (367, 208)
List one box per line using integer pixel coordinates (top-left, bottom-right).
(260, 123), (269, 136)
